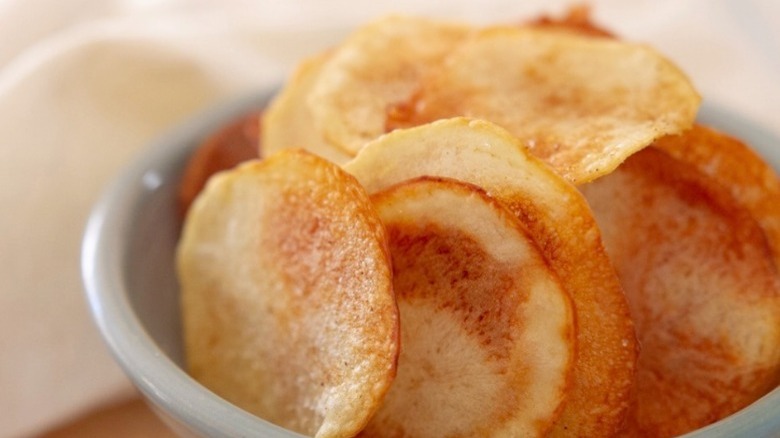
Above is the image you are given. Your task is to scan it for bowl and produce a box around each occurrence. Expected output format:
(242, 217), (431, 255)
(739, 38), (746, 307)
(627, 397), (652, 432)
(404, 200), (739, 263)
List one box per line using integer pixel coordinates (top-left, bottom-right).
(81, 87), (780, 437)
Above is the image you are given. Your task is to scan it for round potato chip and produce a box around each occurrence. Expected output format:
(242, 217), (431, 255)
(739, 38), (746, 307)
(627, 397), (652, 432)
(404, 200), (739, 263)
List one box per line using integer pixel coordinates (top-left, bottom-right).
(364, 176), (574, 437)
(344, 118), (638, 437)
(177, 150), (399, 438)
(580, 147), (780, 437)
(402, 26), (700, 184)
(652, 124), (780, 268)
(178, 110), (261, 216)
(262, 53), (353, 165)
(307, 15), (473, 155)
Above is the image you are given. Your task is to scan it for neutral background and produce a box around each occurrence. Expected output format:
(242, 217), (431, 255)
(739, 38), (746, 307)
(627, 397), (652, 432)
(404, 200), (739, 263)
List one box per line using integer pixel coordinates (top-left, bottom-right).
(0, 0), (778, 436)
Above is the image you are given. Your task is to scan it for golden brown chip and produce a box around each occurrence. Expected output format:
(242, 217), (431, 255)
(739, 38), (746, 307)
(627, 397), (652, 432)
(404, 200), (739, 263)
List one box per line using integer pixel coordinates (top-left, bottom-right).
(262, 52), (353, 165)
(177, 150), (399, 438)
(652, 124), (780, 268)
(344, 118), (638, 437)
(399, 26), (700, 184)
(580, 147), (780, 437)
(308, 15), (473, 155)
(526, 4), (616, 38)
(363, 176), (574, 437)
(177, 110), (261, 216)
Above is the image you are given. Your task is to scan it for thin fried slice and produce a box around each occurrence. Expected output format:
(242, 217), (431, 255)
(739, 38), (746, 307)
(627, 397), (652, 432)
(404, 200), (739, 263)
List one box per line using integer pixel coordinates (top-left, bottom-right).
(363, 176), (574, 437)
(178, 110), (261, 216)
(177, 150), (398, 438)
(580, 147), (780, 437)
(308, 15), (473, 155)
(652, 123), (780, 268)
(526, 4), (616, 38)
(262, 53), (353, 165)
(399, 26), (700, 184)
(344, 118), (637, 437)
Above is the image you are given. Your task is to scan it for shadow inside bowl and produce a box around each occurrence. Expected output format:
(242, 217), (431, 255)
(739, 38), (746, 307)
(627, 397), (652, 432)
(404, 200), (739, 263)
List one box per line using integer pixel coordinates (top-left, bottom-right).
(125, 159), (186, 366)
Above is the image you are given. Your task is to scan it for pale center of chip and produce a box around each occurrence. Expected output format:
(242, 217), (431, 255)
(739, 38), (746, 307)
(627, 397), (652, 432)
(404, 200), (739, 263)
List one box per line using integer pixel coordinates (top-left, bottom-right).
(383, 299), (507, 434)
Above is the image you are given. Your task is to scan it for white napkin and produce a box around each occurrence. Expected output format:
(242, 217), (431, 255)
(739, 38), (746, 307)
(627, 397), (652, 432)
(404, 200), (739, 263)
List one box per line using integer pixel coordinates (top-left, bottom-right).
(0, 0), (777, 436)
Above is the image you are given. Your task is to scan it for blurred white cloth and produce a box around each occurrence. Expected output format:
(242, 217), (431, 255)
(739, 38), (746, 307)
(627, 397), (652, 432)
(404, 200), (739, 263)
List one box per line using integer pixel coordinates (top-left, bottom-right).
(0, 0), (777, 436)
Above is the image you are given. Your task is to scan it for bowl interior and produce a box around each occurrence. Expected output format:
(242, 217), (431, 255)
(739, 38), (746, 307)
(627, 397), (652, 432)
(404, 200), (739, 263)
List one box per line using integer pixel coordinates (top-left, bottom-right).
(83, 91), (780, 437)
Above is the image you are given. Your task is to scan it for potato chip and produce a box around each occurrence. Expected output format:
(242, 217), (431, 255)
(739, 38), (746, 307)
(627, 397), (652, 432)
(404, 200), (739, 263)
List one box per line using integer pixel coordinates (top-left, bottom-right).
(400, 26), (700, 184)
(364, 176), (574, 437)
(652, 124), (780, 268)
(344, 118), (638, 437)
(177, 150), (399, 438)
(178, 110), (260, 215)
(262, 53), (353, 165)
(580, 147), (780, 437)
(308, 15), (473, 155)
(526, 4), (616, 38)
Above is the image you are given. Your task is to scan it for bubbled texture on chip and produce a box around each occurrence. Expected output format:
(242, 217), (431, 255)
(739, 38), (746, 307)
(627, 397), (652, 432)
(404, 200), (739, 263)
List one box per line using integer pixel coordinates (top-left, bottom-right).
(581, 147), (780, 437)
(262, 53), (354, 165)
(177, 150), (399, 438)
(345, 118), (638, 437)
(402, 26), (700, 185)
(652, 124), (780, 269)
(307, 15), (473, 155)
(363, 177), (574, 437)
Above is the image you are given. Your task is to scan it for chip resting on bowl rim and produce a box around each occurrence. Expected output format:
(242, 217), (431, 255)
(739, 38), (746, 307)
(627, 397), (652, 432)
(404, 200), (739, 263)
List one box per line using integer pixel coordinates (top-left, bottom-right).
(344, 117), (638, 437)
(176, 149), (399, 438)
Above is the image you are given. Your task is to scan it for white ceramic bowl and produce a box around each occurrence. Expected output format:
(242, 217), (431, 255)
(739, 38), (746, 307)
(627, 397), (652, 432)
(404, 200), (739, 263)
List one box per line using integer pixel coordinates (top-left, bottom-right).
(81, 88), (780, 437)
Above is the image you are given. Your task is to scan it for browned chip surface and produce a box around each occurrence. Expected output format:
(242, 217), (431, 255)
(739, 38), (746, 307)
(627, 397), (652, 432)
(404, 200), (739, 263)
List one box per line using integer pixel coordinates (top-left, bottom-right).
(397, 26), (700, 184)
(653, 124), (780, 268)
(580, 147), (780, 437)
(526, 4), (616, 38)
(363, 177), (574, 437)
(345, 118), (637, 437)
(262, 53), (353, 165)
(177, 150), (398, 438)
(177, 110), (261, 215)
(308, 15), (473, 155)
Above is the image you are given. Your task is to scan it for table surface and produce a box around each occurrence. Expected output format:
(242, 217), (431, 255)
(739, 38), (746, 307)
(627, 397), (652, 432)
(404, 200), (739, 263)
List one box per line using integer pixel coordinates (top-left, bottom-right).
(41, 396), (174, 437)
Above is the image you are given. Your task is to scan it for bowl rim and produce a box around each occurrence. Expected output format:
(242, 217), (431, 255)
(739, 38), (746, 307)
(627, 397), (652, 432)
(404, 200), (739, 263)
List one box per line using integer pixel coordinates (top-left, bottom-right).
(81, 91), (780, 438)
